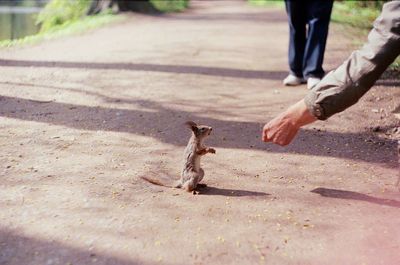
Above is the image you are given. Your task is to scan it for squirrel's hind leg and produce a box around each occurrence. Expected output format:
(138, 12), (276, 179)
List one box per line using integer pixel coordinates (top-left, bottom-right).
(198, 168), (205, 182)
(182, 176), (200, 192)
(182, 180), (196, 192)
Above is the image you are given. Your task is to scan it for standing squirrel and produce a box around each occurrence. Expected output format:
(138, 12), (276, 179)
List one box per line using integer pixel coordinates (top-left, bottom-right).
(141, 121), (216, 194)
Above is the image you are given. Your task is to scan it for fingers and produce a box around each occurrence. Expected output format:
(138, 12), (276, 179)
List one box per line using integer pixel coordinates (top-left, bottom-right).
(276, 139), (291, 146)
(262, 132), (271, 142)
(262, 120), (298, 146)
(262, 124), (272, 142)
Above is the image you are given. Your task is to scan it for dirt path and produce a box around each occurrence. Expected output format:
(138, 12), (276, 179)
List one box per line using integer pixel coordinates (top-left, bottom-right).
(0, 1), (399, 264)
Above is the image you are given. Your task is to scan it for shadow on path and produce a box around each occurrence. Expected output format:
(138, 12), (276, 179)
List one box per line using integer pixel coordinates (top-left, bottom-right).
(311, 187), (400, 208)
(375, 79), (400, 87)
(377, 69), (400, 87)
(0, 228), (160, 265)
(0, 59), (286, 80)
(0, 94), (396, 167)
(199, 186), (269, 197)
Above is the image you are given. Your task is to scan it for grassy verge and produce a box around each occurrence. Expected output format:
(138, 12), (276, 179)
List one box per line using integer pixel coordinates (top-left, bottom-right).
(0, 14), (123, 48)
(0, 0), (188, 49)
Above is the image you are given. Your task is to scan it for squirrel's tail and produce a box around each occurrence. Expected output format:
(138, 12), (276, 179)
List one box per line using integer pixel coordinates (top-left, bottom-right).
(140, 176), (181, 188)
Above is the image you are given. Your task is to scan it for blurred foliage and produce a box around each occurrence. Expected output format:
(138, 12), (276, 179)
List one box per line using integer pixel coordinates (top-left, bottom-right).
(36, 0), (91, 33)
(151, 0), (189, 12)
(248, 0), (284, 8)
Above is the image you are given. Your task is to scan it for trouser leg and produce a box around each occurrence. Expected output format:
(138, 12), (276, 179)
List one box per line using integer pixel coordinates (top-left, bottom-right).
(303, 0), (333, 79)
(285, 0), (307, 78)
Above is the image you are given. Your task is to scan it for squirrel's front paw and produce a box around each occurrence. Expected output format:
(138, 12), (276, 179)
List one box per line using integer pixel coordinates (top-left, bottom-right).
(207, 148), (216, 154)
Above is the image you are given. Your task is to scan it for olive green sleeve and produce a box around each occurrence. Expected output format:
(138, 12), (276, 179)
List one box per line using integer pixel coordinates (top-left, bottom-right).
(305, 1), (400, 120)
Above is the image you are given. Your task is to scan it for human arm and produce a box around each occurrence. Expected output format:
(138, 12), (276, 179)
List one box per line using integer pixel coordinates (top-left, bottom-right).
(305, 1), (400, 120)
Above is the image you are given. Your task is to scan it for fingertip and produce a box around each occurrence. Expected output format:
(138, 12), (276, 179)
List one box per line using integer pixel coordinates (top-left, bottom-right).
(262, 129), (269, 139)
(262, 136), (271, 142)
(278, 140), (290, 146)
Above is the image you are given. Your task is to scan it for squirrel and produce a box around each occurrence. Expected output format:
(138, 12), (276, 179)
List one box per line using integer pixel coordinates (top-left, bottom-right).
(141, 121), (216, 194)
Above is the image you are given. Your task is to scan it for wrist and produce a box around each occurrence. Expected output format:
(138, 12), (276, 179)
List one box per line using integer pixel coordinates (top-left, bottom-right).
(284, 99), (317, 128)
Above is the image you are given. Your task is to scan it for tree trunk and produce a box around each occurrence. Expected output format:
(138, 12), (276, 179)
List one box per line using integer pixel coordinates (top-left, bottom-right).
(87, 0), (160, 15)
(87, 0), (116, 15)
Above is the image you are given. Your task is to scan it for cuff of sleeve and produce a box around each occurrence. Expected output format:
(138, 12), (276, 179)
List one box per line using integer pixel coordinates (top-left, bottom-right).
(304, 91), (327, 120)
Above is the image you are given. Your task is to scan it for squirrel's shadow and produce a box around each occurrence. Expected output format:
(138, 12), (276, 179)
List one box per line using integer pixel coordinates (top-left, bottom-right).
(198, 185), (269, 197)
(311, 187), (400, 208)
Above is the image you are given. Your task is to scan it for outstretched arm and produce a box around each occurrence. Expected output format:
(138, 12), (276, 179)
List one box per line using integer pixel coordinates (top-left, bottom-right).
(304, 1), (400, 121)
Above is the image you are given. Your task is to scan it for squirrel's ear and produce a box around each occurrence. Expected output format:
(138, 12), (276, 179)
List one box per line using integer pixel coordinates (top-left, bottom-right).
(184, 121), (198, 132)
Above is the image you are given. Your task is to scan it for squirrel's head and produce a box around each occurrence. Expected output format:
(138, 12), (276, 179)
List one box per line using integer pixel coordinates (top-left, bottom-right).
(185, 121), (213, 140)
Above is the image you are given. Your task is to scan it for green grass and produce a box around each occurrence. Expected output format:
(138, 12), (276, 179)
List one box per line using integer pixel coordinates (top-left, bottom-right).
(389, 60), (400, 72)
(0, 14), (123, 48)
(36, 0), (92, 33)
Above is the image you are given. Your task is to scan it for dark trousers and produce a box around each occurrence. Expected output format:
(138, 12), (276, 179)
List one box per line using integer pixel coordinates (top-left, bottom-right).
(285, 0), (333, 79)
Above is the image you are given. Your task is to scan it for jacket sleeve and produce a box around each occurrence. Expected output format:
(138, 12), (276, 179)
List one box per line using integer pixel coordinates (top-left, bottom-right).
(304, 1), (400, 120)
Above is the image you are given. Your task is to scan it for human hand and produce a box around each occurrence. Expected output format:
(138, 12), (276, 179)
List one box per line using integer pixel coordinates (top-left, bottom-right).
(262, 114), (300, 146)
(262, 100), (317, 146)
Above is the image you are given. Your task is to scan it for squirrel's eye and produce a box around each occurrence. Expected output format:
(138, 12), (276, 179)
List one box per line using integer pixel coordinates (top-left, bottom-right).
(201, 128), (206, 131)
